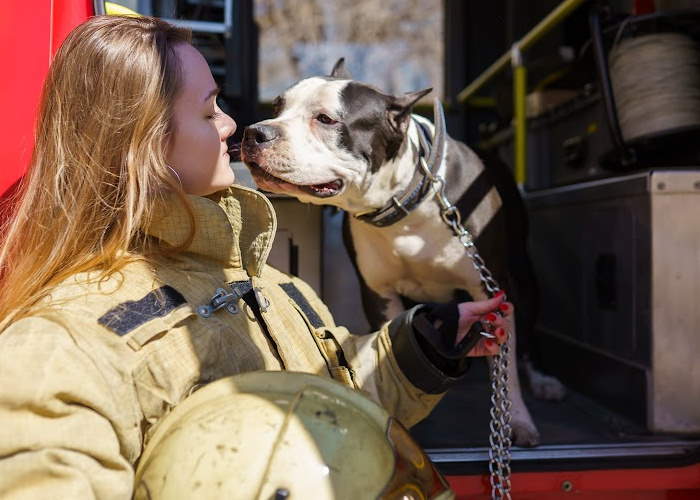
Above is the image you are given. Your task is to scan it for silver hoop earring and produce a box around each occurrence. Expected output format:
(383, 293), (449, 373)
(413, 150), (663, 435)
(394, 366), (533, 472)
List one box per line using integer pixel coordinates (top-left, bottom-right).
(166, 164), (182, 186)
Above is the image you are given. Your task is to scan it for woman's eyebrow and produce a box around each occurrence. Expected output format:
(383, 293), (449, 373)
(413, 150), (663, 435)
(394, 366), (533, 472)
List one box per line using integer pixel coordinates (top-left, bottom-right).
(203, 86), (221, 102)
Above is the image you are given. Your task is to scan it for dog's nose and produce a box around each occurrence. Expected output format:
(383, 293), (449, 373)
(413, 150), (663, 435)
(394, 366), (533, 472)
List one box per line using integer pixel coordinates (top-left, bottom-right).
(244, 124), (280, 144)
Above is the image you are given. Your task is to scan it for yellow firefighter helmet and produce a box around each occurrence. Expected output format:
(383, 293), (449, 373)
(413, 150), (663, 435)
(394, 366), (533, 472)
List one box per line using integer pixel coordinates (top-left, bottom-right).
(134, 371), (454, 500)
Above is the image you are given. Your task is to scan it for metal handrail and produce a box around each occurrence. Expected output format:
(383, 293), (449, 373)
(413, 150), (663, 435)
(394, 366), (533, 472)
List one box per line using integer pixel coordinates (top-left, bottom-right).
(105, 0), (234, 37)
(456, 0), (590, 187)
(457, 0), (589, 104)
(164, 0), (233, 37)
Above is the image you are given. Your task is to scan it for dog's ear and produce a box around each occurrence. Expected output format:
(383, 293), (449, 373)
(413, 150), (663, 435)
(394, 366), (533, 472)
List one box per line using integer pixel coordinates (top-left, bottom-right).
(388, 88), (432, 131)
(329, 58), (352, 79)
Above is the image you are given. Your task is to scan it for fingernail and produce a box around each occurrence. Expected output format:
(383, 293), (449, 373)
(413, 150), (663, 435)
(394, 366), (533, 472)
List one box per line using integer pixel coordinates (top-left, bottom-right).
(495, 290), (505, 298)
(499, 303), (510, 312)
(495, 327), (505, 338)
(485, 313), (498, 322)
(485, 339), (496, 348)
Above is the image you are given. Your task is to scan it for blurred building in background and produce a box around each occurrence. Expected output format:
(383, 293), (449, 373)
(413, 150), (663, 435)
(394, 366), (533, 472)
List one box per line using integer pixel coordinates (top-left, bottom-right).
(254, 0), (443, 100)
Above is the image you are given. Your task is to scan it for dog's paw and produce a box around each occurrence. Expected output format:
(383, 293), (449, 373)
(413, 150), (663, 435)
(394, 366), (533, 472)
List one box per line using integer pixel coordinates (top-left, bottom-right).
(511, 417), (540, 447)
(524, 361), (567, 401)
(507, 401), (540, 447)
(531, 372), (567, 401)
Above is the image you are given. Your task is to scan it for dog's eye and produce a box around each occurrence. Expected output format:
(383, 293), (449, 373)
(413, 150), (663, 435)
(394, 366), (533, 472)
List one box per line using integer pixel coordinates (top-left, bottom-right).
(316, 114), (338, 125)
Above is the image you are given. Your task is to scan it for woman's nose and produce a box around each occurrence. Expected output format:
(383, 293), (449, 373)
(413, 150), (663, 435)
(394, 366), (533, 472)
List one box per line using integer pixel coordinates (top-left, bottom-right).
(221, 113), (237, 139)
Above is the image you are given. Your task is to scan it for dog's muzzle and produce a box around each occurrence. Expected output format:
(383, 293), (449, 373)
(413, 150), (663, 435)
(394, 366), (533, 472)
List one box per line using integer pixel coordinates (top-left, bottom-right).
(241, 123), (344, 198)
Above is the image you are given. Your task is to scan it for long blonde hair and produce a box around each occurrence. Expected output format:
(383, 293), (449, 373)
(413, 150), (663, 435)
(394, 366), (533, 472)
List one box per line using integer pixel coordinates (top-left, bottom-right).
(0, 16), (193, 329)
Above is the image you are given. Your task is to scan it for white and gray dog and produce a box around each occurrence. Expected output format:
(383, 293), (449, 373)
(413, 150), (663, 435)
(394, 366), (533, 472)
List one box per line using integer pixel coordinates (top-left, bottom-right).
(241, 59), (565, 446)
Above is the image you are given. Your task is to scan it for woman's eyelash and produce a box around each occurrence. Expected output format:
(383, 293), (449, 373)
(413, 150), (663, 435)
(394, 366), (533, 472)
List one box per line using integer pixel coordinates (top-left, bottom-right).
(208, 97), (224, 119)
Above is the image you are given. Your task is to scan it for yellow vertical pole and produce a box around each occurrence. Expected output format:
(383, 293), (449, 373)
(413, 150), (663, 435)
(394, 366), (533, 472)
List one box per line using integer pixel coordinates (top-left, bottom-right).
(512, 46), (527, 188)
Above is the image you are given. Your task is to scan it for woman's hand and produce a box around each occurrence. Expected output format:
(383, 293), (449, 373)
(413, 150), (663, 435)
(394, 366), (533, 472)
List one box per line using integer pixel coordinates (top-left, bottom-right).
(456, 293), (513, 357)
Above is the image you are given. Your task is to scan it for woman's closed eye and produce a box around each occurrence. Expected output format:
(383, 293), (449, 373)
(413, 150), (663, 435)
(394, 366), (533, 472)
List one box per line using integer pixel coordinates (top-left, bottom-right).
(207, 98), (224, 120)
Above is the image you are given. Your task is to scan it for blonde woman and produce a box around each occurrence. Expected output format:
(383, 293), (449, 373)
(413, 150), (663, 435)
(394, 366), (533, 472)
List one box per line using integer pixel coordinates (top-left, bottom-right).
(0, 15), (510, 498)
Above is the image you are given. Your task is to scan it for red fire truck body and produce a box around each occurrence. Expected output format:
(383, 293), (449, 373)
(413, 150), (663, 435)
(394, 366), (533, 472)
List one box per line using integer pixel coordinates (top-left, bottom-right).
(2, 2), (699, 498)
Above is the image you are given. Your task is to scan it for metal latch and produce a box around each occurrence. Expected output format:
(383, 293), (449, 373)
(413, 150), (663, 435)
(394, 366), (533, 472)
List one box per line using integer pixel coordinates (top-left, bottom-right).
(197, 287), (242, 318)
(254, 287), (270, 313)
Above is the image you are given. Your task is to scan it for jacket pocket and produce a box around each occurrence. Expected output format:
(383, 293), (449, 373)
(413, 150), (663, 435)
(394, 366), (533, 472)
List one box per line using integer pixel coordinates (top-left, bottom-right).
(129, 305), (205, 439)
(286, 298), (357, 389)
(316, 328), (357, 389)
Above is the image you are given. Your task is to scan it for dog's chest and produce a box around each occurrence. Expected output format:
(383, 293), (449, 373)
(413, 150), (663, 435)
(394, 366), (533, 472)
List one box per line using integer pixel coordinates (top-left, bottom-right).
(351, 202), (487, 302)
(393, 234), (481, 302)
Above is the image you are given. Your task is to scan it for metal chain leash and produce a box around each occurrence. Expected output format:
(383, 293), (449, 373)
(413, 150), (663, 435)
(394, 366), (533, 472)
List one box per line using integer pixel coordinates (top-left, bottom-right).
(417, 156), (513, 500)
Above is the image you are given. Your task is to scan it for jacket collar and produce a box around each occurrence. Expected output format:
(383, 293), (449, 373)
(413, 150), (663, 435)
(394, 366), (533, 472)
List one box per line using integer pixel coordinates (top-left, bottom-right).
(145, 185), (277, 277)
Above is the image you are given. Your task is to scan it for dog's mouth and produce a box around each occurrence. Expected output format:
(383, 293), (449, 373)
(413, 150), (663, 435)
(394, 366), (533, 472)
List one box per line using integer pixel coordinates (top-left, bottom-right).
(301, 179), (344, 198)
(227, 142), (242, 162)
(245, 161), (344, 198)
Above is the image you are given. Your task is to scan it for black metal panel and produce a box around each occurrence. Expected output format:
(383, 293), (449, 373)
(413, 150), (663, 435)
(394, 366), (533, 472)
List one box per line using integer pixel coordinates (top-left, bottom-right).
(525, 174), (655, 425)
(442, 0), (470, 141)
(430, 440), (700, 475)
(225, 0), (258, 140)
(443, 0), (507, 145)
(538, 329), (648, 425)
(527, 174), (652, 367)
(534, 94), (616, 190)
(495, 92), (621, 191)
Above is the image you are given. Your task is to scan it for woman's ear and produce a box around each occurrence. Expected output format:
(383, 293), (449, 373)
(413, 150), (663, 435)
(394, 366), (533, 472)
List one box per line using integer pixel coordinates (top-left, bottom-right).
(388, 88), (432, 132)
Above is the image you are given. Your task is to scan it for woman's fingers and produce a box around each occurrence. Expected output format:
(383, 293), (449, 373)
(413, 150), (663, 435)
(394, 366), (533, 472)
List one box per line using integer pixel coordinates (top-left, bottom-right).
(468, 324), (509, 357)
(467, 337), (501, 357)
(455, 294), (514, 352)
(493, 326), (507, 344)
(498, 301), (513, 318)
(458, 292), (506, 317)
(481, 306), (512, 333)
(457, 298), (508, 333)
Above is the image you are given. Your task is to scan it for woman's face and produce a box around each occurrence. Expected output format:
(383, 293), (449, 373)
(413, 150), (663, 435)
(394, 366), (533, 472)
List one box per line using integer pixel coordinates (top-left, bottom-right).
(167, 43), (237, 196)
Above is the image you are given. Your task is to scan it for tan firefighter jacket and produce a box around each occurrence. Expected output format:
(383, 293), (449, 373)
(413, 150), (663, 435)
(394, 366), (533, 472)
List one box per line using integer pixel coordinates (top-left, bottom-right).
(0, 185), (461, 500)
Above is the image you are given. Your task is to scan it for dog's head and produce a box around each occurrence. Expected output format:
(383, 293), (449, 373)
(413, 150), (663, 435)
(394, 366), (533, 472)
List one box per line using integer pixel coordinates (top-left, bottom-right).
(241, 59), (431, 212)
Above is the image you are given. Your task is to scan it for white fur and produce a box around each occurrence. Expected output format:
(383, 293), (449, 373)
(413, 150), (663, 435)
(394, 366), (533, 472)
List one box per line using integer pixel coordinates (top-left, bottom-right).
(250, 77), (549, 446)
(253, 78), (424, 214)
(253, 78), (368, 209)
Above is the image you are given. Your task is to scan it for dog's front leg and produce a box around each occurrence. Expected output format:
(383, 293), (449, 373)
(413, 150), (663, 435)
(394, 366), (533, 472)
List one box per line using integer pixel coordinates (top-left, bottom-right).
(360, 282), (406, 331)
(488, 315), (541, 447)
